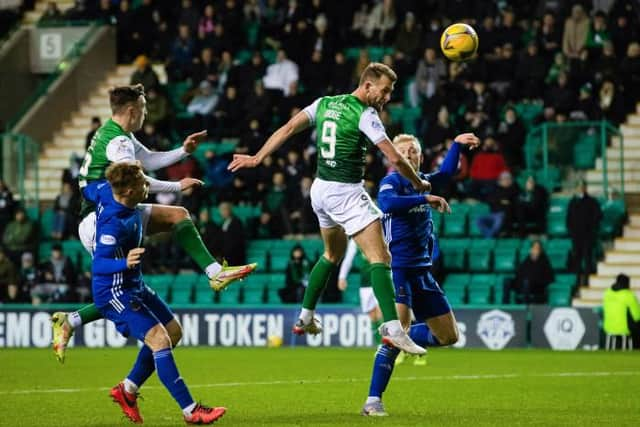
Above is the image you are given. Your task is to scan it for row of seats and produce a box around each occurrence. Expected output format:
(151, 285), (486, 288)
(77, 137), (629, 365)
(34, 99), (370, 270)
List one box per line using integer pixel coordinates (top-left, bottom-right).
(443, 273), (575, 306)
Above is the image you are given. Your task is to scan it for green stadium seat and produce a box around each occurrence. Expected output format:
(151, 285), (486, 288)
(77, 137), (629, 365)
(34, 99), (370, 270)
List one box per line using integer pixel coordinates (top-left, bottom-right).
(368, 46), (385, 62)
(468, 274), (494, 304)
(446, 288), (466, 305)
(38, 241), (54, 261)
(218, 287), (240, 304)
(494, 238), (520, 272)
(249, 240), (275, 251)
(535, 166), (561, 191)
(467, 204), (490, 237)
(247, 249), (268, 267)
(299, 239), (324, 260)
(261, 49), (277, 64)
(194, 287), (214, 304)
(344, 47), (361, 60)
(492, 277), (513, 304)
(40, 208), (55, 240)
(342, 286), (360, 305)
(146, 275), (174, 299)
(443, 213), (467, 237)
(443, 273), (470, 290)
(554, 274), (576, 286)
(548, 284), (572, 306)
(242, 287), (264, 304)
(171, 287), (193, 304)
(266, 288), (282, 304)
(267, 273), (286, 288)
(546, 239), (572, 271)
(432, 212), (443, 235)
(387, 104), (404, 123)
(468, 239), (495, 272)
(270, 254), (289, 272)
(440, 239), (468, 271)
(242, 273), (270, 291)
(547, 213), (568, 237)
(599, 199), (625, 238)
(235, 49), (253, 64)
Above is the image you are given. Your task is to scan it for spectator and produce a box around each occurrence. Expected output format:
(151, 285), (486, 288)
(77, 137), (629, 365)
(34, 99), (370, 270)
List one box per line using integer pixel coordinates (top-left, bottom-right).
(544, 71), (575, 114)
(191, 47), (218, 89)
(536, 12), (562, 62)
(211, 85), (243, 137)
(349, 3), (369, 44)
(219, 175), (254, 206)
(562, 4), (589, 60)
(236, 119), (266, 156)
(167, 24), (195, 81)
(598, 79), (626, 125)
(40, 1), (62, 23)
(511, 240), (555, 304)
(497, 107), (527, 170)
(152, 20), (173, 61)
(263, 171), (291, 236)
(545, 52), (570, 85)
(570, 83), (599, 120)
(469, 137), (508, 200)
(198, 3), (217, 38)
(351, 48), (370, 86)
(567, 181), (602, 286)
(187, 80), (218, 130)
(0, 246), (19, 303)
(364, 0), (396, 44)
(585, 10), (611, 54)
(610, 14), (637, 59)
(52, 182), (80, 240)
(515, 42), (547, 100)
(475, 171), (519, 237)
(115, 0), (137, 63)
(144, 86), (169, 131)
(515, 175), (549, 236)
(218, 0), (244, 47)
(35, 244), (77, 303)
(196, 209), (222, 260)
(477, 15), (500, 57)
(263, 49), (299, 97)
(489, 43), (517, 98)
(130, 55), (159, 92)
(209, 23), (233, 54)
(393, 11), (422, 75)
(413, 47), (447, 106)
(64, 0), (87, 20)
(203, 151), (234, 191)
(218, 202), (246, 265)
(279, 244), (310, 303)
(301, 50), (328, 97)
(2, 208), (36, 266)
(231, 51), (266, 98)
(85, 116), (101, 150)
(96, 0), (115, 23)
(0, 180), (15, 238)
(603, 274), (640, 349)
(619, 42), (640, 114)
(310, 14), (334, 60)
(138, 123), (171, 152)
(177, 0), (199, 34)
(497, 7), (522, 48)
(287, 176), (318, 236)
(18, 252), (38, 304)
(328, 51), (352, 95)
(595, 42), (617, 83)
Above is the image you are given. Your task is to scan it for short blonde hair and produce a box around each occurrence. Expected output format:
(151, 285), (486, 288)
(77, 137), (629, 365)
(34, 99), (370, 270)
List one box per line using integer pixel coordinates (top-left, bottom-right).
(392, 133), (421, 152)
(359, 62), (398, 86)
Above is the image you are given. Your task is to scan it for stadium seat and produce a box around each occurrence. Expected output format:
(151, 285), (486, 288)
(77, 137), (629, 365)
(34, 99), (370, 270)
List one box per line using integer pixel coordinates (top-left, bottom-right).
(431, 212), (443, 235)
(194, 287), (214, 304)
(599, 199), (625, 238)
(443, 273), (470, 290)
(442, 213), (467, 237)
(342, 286), (360, 305)
(247, 249), (268, 268)
(494, 239), (520, 272)
(468, 274), (495, 304)
(440, 239), (468, 271)
(548, 284), (572, 306)
(546, 239), (572, 271)
(242, 273), (270, 291)
(146, 275), (174, 299)
(40, 208), (55, 240)
(249, 240), (275, 252)
(468, 239), (495, 272)
(38, 241), (54, 261)
(445, 288), (466, 305)
(270, 254), (289, 273)
(299, 239), (324, 260)
(547, 213), (568, 237)
(242, 287), (264, 304)
(492, 276), (513, 304)
(218, 287), (240, 305)
(266, 288), (282, 304)
(554, 274), (576, 286)
(171, 286), (193, 304)
(467, 203), (490, 237)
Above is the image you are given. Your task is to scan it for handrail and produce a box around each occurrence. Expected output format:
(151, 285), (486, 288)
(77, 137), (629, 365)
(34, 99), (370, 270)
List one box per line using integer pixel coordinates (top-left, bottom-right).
(524, 120), (624, 197)
(6, 21), (100, 131)
(0, 132), (39, 214)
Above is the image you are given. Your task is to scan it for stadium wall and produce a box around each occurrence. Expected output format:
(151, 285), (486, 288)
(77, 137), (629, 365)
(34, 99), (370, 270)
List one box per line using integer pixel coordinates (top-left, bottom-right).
(13, 26), (115, 143)
(0, 28), (39, 126)
(0, 305), (600, 350)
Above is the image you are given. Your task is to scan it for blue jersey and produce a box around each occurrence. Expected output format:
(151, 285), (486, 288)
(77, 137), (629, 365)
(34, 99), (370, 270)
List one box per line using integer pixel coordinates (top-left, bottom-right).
(91, 182), (144, 309)
(378, 143), (461, 269)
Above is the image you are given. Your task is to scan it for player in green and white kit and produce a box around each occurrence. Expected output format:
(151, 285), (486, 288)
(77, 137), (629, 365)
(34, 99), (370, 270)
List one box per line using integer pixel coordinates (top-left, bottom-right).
(51, 85), (256, 363)
(229, 63), (429, 354)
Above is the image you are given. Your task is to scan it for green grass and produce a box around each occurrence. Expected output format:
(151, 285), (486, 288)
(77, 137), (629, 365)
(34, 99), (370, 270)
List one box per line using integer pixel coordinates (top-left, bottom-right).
(1, 348), (639, 426)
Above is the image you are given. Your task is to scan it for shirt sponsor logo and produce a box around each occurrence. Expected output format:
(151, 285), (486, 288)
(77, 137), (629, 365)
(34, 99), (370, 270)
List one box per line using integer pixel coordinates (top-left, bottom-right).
(371, 120), (382, 130)
(100, 234), (117, 245)
(379, 184), (393, 192)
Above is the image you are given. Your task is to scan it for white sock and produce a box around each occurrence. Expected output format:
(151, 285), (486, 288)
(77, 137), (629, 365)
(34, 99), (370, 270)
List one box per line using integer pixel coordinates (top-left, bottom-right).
(68, 312), (82, 328)
(299, 308), (314, 324)
(122, 378), (138, 394)
(182, 402), (197, 416)
(205, 262), (222, 278)
(366, 396), (381, 404)
(383, 319), (403, 335)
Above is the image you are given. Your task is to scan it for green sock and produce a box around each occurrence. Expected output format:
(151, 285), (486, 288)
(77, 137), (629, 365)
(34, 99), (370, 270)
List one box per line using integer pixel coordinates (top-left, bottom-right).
(369, 263), (398, 321)
(77, 304), (102, 324)
(173, 219), (217, 271)
(302, 256), (337, 310)
(371, 319), (383, 345)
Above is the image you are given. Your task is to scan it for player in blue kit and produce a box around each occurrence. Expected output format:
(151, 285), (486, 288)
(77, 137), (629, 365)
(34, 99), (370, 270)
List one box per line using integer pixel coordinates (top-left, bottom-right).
(92, 161), (225, 425)
(362, 133), (479, 416)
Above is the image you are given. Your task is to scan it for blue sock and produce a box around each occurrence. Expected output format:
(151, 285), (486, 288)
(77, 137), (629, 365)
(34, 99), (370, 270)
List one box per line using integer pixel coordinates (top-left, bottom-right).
(409, 323), (442, 347)
(126, 345), (155, 388)
(368, 345), (400, 398)
(153, 348), (194, 410)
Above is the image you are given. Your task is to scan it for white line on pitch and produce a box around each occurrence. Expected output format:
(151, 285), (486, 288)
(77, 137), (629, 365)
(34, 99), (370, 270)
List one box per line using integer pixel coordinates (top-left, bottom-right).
(2, 371), (639, 395)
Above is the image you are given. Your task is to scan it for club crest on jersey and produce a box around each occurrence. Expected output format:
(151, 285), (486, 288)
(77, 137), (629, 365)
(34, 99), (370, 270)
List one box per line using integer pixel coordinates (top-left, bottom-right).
(99, 234), (116, 245)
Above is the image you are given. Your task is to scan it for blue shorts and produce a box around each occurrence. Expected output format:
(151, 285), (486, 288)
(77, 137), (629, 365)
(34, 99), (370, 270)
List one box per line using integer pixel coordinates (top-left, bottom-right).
(98, 285), (175, 342)
(392, 267), (451, 321)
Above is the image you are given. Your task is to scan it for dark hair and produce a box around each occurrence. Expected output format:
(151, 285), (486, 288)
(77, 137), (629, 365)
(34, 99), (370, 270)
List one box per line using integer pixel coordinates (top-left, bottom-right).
(109, 84), (145, 114)
(52, 243), (62, 252)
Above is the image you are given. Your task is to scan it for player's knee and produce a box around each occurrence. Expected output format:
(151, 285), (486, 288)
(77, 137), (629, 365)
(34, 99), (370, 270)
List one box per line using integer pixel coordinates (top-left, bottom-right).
(438, 328), (459, 346)
(322, 251), (342, 264)
(169, 327), (183, 347)
(145, 326), (172, 351)
(172, 206), (190, 223)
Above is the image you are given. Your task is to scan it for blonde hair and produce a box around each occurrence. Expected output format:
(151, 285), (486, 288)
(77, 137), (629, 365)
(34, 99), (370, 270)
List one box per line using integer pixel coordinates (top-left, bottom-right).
(392, 133), (422, 152)
(359, 62), (398, 86)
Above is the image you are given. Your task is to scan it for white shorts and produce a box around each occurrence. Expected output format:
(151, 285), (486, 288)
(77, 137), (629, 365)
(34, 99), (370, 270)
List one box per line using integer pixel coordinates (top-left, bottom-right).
(78, 203), (153, 255)
(310, 178), (382, 236)
(359, 286), (379, 313)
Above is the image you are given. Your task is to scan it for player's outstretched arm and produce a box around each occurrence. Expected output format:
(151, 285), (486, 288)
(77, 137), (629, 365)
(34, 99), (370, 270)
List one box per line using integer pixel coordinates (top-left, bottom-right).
(377, 140), (431, 193)
(129, 131), (204, 172)
(426, 194), (451, 213)
(378, 175), (433, 214)
(428, 133), (479, 189)
(143, 174), (203, 194)
(228, 111), (311, 172)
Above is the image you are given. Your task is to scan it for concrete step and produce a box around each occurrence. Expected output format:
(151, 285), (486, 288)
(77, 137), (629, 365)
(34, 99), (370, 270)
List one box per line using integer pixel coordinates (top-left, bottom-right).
(629, 216), (640, 227)
(597, 262), (640, 276)
(38, 158), (69, 169)
(106, 76), (130, 87)
(588, 183), (640, 193)
(58, 127), (90, 138)
(594, 158), (640, 170)
(623, 226), (640, 238)
(79, 105), (112, 117)
(571, 299), (601, 307)
(604, 250), (640, 263)
(614, 238), (640, 251)
(621, 125), (640, 137)
(579, 287), (640, 301)
(606, 146), (640, 157)
(628, 115), (640, 125)
(43, 146), (83, 158)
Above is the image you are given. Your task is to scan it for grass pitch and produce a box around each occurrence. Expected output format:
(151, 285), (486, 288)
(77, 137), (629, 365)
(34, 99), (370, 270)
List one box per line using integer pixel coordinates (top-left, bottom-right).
(1, 347), (638, 426)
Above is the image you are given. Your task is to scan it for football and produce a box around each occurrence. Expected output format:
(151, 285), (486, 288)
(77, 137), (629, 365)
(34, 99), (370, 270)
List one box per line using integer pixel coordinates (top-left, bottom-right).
(440, 23), (479, 61)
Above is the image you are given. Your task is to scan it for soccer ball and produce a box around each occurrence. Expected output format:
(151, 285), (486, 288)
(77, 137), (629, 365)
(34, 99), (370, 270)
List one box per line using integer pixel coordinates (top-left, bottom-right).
(267, 335), (283, 348)
(440, 23), (479, 62)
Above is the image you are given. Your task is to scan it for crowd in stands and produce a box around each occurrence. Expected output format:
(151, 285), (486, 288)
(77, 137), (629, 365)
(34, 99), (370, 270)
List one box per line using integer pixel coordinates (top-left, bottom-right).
(2, 0), (640, 305)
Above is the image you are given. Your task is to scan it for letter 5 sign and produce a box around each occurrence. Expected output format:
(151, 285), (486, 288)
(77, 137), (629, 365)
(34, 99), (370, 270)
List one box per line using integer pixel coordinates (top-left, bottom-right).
(40, 33), (62, 60)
